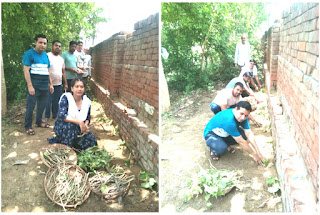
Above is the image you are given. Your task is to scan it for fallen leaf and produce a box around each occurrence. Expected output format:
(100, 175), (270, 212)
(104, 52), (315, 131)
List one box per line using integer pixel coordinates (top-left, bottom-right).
(13, 159), (30, 165)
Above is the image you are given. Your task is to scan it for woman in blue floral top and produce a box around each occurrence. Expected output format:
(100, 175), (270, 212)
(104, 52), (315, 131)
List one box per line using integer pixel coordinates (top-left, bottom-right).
(48, 78), (97, 150)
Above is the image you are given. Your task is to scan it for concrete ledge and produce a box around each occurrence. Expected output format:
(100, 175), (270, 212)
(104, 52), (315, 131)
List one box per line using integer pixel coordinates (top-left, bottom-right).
(264, 66), (318, 213)
(89, 79), (159, 182)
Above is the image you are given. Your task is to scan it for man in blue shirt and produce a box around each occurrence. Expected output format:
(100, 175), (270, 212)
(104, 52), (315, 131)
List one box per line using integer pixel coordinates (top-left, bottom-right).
(62, 41), (84, 92)
(203, 101), (264, 165)
(23, 34), (53, 135)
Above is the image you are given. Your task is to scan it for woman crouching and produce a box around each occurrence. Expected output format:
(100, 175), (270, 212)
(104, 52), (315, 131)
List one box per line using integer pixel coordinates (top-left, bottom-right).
(48, 78), (97, 150)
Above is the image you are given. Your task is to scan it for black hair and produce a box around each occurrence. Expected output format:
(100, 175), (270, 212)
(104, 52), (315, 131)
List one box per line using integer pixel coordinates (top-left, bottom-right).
(71, 78), (86, 89)
(69, 41), (77, 46)
(234, 82), (244, 88)
(52, 40), (61, 46)
(34, 34), (47, 42)
(236, 101), (252, 112)
(249, 59), (258, 69)
(243, 72), (251, 78)
(77, 41), (83, 45)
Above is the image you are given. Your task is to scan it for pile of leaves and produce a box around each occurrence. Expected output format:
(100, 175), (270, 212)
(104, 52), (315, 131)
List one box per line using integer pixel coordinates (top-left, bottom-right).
(184, 167), (240, 208)
(77, 146), (111, 174)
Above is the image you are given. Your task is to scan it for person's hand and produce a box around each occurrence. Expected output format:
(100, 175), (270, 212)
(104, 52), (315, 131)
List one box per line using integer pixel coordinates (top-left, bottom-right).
(77, 68), (85, 75)
(253, 119), (262, 127)
(255, 86), (259, 91)
(64, 84), (68, 91)
(253, 153), (264, 166)
(235, 63), (237, 68)
(84, 124), (90, 134)
(28, 85), (35, 96)
(257, 152), (265, 162)
(79, 121), (87, 134)
(49, 84), (54, 94)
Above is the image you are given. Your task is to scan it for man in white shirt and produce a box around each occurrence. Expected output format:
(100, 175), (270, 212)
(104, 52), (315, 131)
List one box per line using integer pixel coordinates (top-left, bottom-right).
(210, 82), (244, 114)
(234, 34), (251, 72)
(74, 41), (86, 78)
(44, 40), (68, 121)
(210, 82), (261, 126)
(241, 59), (262, 91)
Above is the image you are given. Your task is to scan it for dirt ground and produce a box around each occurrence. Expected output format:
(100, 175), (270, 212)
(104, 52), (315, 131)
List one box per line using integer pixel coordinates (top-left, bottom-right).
(1, 96), (158, 212)
(160, 84), (283, 212)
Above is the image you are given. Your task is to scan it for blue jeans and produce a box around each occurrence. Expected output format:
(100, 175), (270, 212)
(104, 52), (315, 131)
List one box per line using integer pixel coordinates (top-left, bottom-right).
(205, 128), (247, 155)
(45, 85), (62, 119)
(210, 102), (221, 114)
(25, 88), (48, 129)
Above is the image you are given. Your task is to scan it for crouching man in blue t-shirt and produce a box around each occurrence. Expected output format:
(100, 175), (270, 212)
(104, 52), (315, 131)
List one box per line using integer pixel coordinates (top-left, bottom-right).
(203, 101), (264, 165)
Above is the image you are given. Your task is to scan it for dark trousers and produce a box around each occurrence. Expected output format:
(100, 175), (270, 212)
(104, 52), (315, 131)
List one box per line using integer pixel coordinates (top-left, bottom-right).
(45, 85), (62, 119)
(25, 88), (48, 129)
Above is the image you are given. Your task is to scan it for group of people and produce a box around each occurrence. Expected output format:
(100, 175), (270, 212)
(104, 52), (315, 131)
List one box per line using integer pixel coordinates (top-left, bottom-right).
(203, 34), (265, 166)
(23, 34), (96, 150)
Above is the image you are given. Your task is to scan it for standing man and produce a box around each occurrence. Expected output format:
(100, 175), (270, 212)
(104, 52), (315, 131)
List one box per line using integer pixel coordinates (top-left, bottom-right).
(62, 41), (84, 91)
(74, 41), (86, 78)
(234, 34), (251, 72)
(203, 101), (264, 165)
(23, 34), (53, 135)
(44, 40), (68, 122)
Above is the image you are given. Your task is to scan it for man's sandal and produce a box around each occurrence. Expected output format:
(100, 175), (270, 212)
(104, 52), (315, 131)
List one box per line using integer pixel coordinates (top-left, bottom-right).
(35, 123), (50, 128)
(210, 148), (220, 161)
(26, 128), (35, 135)
(228, 146), (236, 154)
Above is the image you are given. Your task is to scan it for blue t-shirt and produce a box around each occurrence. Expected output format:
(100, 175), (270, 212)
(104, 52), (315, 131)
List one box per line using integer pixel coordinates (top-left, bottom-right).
(23, 49), (50, 91)
(203, 108), (250, 138)
(62, 51), (78, 80)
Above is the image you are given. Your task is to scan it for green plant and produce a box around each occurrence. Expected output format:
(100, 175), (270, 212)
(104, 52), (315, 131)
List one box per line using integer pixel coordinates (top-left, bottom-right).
(139, 171), (157, 190)
(77, 146), (111, 174)
(263, 159), (269, 167)
(267, 177), (281, 194)
(183, 168), (240, 208)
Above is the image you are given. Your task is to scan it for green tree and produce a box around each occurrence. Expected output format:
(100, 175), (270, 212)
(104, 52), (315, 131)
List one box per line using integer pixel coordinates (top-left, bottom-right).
(161, 2), (266, 92)
(1, 2), (107, 102)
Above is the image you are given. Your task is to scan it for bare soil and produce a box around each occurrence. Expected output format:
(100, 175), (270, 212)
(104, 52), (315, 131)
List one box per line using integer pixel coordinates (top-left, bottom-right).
(1, 97), (158, 212)
(160, 85), (283, 212)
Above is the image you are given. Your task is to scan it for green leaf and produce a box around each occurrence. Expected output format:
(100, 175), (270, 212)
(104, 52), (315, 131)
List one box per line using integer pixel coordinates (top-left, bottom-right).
(267, 177), (276, 185)
(101, 185), (108, 194)
(140, 181), (150, 189)
(205, 194), (211, 201)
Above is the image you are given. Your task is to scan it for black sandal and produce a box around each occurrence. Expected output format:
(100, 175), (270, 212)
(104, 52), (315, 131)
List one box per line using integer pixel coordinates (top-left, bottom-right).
(26, 128), (35, 135)
(209, 148), (220, 161)
(228, 146), (236, 154)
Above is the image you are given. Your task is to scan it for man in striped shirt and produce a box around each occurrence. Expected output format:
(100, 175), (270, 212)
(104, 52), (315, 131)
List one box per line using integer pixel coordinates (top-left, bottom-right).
(23, 34), (53, 135)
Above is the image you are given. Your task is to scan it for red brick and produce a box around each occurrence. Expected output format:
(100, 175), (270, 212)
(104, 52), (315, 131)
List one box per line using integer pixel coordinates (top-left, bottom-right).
(298, 42), (306, 51)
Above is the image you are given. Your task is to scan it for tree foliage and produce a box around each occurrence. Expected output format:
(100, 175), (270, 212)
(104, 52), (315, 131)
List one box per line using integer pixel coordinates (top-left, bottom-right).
(161, 2), (266, 92)
(1, 2), (107, 102)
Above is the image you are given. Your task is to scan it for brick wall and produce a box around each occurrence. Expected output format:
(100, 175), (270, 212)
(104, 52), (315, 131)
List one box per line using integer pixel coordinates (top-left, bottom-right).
(88, 13), (159, 181)
(263, 3), (319, 212)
